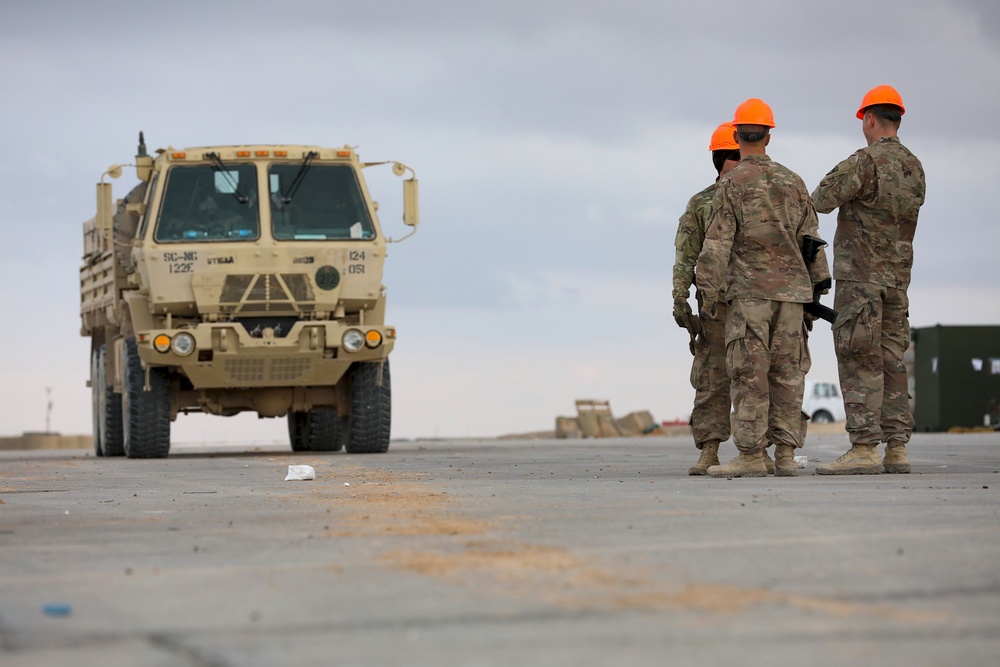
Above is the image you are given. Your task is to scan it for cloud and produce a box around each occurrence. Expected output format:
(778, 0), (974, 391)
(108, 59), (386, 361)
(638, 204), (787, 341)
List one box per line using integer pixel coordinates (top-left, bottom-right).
(4, 1), (998, 143)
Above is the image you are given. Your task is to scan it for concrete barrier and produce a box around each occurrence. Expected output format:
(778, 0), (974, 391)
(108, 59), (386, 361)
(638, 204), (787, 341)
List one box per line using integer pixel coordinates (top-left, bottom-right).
(0, 433), (91, 451)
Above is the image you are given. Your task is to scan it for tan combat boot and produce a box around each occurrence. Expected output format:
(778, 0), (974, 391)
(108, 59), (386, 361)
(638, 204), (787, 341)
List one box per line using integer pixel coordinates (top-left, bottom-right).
(762, 447), (776, 475)
(882, 440), (911, 474)
(815, 445), (884, 475)
(707, 450), (768, 478)
(688, 441), (720, 476)
(774, 445), (798, 477)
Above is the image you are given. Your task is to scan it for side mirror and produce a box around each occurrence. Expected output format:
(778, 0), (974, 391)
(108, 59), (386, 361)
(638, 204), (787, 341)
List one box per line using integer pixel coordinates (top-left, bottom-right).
(403, 178), (419, 228)
(96, 165), (123, 247)
(94, 164), (122, 248)
(96, 182), (113, 247)
(382, 161), (419, 243)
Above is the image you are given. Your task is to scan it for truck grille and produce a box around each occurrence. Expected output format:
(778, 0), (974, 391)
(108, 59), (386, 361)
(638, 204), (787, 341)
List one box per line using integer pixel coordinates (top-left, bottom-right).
(219, 273), (315, 314)
(224, 357), (312, 383)
(224, 358), (265, 382)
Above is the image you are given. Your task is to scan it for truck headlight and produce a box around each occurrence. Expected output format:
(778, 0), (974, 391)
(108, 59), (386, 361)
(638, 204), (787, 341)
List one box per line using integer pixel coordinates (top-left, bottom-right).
(171, 332), (196, 356)
(365, 330), (382, 348)
(342, 329), (365, 353)
(153, 334), (172, 353)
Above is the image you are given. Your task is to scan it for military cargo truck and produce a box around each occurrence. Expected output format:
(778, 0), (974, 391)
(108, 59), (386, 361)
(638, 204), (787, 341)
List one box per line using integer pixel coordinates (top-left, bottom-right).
(80, 134), (418, 458)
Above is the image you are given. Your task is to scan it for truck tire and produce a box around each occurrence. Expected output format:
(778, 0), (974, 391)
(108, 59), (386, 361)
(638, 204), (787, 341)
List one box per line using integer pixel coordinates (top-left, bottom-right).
(287, 408), (345, 452)
(811, 409), (834, 424)
(344, 361), (391, 454)
(91, 347), (102, 457)
(122, 338), (171, 459)
(92, 345), (124, 457)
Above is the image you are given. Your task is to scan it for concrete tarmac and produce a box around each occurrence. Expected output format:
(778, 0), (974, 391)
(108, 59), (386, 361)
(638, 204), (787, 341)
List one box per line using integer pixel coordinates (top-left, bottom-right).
(1, 430), (998, 666)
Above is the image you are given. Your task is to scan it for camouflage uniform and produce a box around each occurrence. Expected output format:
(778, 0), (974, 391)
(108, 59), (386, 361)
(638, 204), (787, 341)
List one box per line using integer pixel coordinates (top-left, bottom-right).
(673, 184), (730, 449)
(812, 137), (926, 446)
(696, 154), (830, 454)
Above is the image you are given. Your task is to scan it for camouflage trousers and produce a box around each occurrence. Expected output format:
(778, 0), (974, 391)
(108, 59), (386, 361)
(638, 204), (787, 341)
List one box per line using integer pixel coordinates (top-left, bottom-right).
(726, 299), (810, 453)
(833, 280), (912, 445)
(690, 301), (731, 449)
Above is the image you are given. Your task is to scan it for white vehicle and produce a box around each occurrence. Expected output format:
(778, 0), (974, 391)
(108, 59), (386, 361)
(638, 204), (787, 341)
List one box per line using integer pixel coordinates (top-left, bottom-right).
(803, 381), (846, 423)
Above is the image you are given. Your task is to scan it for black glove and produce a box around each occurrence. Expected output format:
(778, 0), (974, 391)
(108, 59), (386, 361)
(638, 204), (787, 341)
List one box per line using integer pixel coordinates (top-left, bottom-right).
(672, 297), (691, 328)
(673, 297), (701, 336)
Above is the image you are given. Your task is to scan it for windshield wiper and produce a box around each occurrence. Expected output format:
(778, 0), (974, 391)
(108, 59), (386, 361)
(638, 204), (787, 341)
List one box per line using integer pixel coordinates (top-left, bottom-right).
(205, 152), (249, 205)
(281, 151), (318, 204)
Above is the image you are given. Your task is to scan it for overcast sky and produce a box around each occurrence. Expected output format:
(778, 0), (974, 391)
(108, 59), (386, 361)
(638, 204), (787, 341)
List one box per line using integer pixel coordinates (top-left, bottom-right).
(1, 0), (998, 443)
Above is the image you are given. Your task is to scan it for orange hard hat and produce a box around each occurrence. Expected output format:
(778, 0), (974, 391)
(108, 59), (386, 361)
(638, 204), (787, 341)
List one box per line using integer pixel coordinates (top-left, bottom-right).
(732, 98), (775, 128)
(709, 122), (739, 151)
(856, 85), (905, 119)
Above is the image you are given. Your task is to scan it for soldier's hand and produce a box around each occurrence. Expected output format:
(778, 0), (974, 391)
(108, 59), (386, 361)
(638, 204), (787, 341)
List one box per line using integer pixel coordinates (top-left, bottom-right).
(674, 297), (702, 337)
(804, 310), (817, 332)
(673, 297), (693, 329)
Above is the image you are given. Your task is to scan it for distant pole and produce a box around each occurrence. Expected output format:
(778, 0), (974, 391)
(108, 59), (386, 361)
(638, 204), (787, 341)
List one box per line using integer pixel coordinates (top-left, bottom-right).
(46, 387), (53, 434)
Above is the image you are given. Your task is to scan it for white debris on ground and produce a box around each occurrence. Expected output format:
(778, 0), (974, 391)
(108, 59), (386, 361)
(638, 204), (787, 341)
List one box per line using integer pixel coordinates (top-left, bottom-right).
(285, 465), (316, 481)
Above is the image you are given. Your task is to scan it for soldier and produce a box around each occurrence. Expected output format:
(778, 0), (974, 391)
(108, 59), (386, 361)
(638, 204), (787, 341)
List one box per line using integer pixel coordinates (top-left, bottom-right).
(812, 85), (926, 475)
(673, 123), (776, 475)
(696, 98), (830, 478)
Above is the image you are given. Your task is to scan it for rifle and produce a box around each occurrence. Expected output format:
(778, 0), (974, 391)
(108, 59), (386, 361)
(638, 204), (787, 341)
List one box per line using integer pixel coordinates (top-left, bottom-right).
(801, 235), (837, 324)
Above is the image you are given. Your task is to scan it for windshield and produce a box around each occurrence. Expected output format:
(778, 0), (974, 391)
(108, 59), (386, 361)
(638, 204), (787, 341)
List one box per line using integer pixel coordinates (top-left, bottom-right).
(154, 164), (259, 242)
(269, 164), (375, 240)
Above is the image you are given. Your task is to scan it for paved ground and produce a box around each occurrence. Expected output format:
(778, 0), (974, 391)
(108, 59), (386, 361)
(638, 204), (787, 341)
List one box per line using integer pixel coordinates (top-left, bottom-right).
(1, 430), (998, 666)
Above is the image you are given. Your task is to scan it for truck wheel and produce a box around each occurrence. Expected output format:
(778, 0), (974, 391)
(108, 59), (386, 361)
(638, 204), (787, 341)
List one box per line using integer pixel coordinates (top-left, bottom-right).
(287, 408), (345, 452)
(92, 345), (124, 457)
(344, 361), (391, 454)
(811, 409), (834, 424)
(122, 338), (171, 458)
(288, 411), (309, 451)
(91, 348), (103, 456)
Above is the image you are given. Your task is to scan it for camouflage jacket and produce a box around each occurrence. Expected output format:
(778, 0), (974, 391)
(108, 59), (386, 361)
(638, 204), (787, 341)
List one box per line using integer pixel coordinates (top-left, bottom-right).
(811, 136), (925, 289)
(672, 182), (717, 299)
(696, 154), (829, 304)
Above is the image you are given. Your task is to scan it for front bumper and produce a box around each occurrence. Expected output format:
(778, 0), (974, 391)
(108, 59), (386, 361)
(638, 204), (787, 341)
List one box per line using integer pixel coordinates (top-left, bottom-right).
(135, 320), (395, 388)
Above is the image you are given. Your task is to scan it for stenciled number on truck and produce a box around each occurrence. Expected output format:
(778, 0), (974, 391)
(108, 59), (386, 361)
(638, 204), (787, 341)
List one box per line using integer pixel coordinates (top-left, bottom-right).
(349, 250), (365, 274)
(164, 251), (197, 274)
